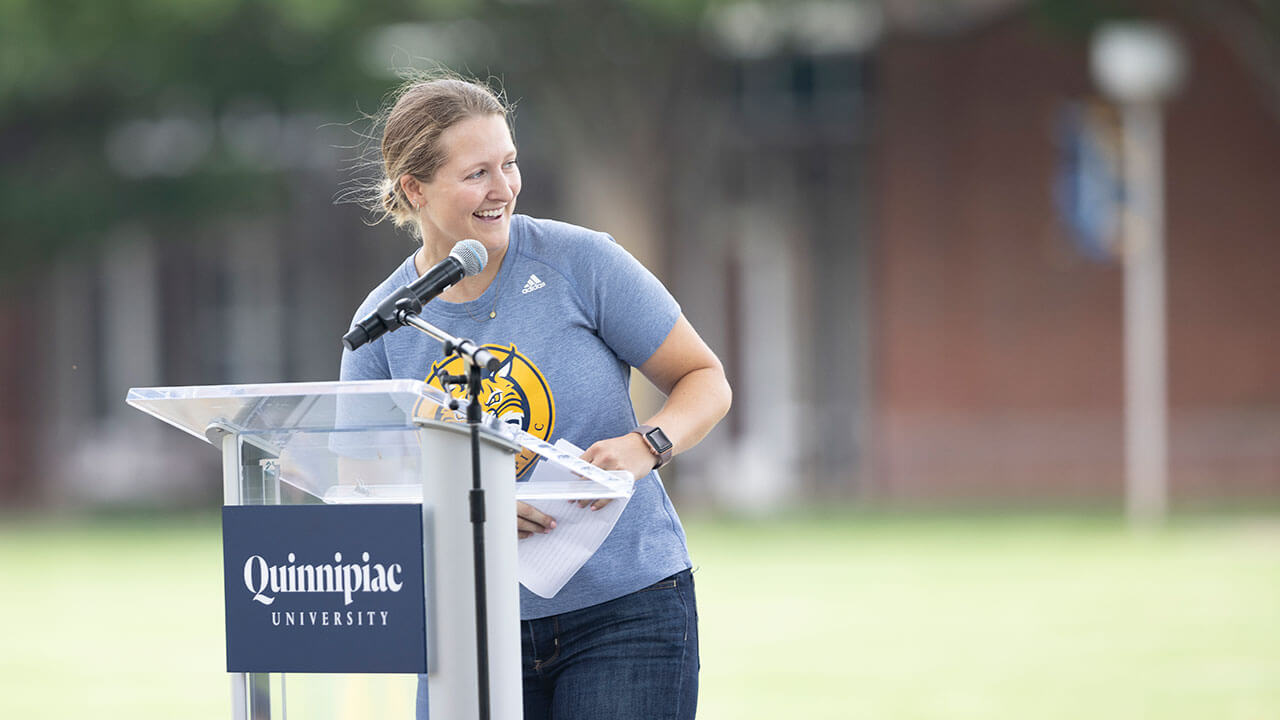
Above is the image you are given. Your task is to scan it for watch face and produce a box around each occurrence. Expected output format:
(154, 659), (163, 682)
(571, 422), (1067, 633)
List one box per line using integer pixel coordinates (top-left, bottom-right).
(645, 427), (673, 454)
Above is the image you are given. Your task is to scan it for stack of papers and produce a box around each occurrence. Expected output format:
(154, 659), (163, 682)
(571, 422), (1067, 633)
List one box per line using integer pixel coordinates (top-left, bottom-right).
(517, 440), (635, 598)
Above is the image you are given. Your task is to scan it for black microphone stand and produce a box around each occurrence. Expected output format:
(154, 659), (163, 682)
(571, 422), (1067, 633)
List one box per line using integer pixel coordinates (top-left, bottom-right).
(390, 297), (496, 720)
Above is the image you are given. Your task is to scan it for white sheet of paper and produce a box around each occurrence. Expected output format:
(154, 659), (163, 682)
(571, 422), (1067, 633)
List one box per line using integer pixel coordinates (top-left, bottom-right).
(517, 440), (632, 599)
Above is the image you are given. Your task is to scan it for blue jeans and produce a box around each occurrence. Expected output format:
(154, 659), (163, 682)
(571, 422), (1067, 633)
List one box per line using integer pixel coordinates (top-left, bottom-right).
(522, 568), (699, 719)
(416, 569), (698, 719)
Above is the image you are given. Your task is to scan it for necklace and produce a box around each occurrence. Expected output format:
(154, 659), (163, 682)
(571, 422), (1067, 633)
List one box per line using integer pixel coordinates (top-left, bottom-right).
(460, 243), (510, 322)
(428, 240), (507, 322)
(463, 288), (500, 322)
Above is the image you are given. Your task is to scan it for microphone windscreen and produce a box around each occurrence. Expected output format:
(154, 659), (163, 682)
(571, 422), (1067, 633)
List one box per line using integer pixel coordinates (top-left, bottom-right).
(449, 239), (487, 277)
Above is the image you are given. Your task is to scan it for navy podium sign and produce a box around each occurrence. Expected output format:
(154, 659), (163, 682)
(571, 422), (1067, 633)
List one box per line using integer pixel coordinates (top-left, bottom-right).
(222, 504), (427, 673)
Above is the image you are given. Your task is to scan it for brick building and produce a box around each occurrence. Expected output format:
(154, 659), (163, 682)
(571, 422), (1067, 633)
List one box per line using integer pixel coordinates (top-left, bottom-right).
(870, 9), (1280, 502)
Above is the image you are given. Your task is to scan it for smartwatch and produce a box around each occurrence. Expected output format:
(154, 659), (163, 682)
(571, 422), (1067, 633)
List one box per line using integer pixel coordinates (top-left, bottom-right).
(633, 425), (674, 469)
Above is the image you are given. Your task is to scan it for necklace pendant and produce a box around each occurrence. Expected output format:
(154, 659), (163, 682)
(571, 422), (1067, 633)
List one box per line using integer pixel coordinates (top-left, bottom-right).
(489, 311), (497, 319)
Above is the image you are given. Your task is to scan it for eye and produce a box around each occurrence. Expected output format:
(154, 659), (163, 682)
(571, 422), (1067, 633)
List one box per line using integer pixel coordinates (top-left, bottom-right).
(467, 169), (486, 180)
(503, 159), (519, 170)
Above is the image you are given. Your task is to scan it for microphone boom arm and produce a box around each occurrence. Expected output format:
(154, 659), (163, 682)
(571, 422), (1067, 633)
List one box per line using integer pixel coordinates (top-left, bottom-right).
(394, 300), (499, 373)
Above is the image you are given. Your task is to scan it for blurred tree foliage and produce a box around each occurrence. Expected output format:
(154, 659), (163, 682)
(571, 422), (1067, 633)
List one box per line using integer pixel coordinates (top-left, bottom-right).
(11, 0), (1256, 288)
(0, 0), (411, 281)
(0, 0), (715, 285)
(1031, 0), (1140, 38)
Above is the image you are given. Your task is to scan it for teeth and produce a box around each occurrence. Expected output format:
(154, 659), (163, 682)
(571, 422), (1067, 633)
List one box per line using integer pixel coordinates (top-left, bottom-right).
(475, 208), (503, 218)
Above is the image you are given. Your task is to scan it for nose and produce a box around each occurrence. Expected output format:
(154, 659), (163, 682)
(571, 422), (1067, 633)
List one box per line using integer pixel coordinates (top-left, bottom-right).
(489, 168), (519, 202)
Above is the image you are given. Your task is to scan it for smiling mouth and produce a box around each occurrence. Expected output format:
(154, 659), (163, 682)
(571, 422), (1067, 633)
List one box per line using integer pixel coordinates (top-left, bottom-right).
(474, 208), (504, 220)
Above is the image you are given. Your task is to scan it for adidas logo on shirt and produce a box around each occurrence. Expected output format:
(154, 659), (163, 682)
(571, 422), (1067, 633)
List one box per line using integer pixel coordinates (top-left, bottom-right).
(521, 274), (547, 294)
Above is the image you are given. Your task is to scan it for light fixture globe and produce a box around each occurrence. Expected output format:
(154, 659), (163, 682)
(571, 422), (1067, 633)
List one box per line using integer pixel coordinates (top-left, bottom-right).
(1091, 22), (1187, 103)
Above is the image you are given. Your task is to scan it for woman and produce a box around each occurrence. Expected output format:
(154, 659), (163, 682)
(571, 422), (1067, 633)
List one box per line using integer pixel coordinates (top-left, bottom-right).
(340, 75), (731, 719)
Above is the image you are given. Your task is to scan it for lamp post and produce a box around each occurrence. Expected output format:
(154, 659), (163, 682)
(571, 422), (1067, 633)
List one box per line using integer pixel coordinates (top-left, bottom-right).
(1090, 22), (1186, 525)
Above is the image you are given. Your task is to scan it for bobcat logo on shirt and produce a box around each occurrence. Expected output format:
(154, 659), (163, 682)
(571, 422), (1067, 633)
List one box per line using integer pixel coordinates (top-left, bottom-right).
(417, 344), (555, 480)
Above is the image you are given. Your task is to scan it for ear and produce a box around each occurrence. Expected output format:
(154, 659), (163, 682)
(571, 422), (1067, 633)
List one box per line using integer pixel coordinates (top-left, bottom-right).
(494, 349), (515, 379)
(399, 174), (424, 210)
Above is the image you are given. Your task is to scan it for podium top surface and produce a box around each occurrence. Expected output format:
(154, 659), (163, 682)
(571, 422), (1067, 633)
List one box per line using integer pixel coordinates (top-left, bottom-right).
(126, 380), (634, 503)
(126, 379), (442, 442)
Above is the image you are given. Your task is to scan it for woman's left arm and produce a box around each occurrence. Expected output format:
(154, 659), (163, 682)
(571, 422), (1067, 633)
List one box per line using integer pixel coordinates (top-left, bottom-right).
(577, 314), (732, 505)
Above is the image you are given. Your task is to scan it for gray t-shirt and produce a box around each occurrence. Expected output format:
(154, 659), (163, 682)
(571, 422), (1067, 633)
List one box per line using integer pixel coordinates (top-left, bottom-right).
(340, 214), (691, 619)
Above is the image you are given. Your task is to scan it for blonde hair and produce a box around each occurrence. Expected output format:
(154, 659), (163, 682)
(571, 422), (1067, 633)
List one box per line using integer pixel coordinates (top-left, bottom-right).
(371, 74), (512, 234)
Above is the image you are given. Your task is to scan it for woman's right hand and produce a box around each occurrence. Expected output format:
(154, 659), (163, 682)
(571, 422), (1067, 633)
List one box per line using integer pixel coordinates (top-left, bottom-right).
(517, 501), (556, 539)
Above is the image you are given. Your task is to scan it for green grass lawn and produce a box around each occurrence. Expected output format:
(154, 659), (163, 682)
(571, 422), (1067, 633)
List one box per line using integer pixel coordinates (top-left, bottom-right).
(1, 509), (1277, 719)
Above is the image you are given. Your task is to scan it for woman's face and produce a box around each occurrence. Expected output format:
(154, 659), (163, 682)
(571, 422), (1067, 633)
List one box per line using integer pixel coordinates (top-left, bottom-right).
(412, 113), (521, 254)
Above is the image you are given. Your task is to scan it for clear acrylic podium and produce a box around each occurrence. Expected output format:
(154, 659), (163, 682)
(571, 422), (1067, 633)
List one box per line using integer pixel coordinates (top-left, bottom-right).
(127, 379), (631, 720)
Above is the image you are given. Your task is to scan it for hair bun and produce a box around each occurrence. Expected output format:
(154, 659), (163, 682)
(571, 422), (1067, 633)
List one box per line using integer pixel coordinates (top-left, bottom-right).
(381, 183), (400, 214)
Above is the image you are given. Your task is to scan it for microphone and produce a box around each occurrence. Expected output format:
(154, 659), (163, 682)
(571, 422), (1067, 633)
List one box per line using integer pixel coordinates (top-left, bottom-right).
(342, 239), (487, 351)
